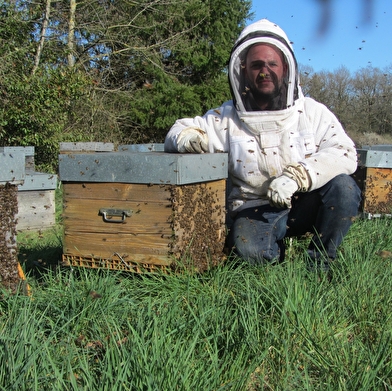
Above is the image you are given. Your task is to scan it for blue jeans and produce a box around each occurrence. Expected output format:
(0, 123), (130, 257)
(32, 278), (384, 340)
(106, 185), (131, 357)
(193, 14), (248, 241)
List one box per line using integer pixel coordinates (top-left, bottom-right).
(227, 174), (361, 265)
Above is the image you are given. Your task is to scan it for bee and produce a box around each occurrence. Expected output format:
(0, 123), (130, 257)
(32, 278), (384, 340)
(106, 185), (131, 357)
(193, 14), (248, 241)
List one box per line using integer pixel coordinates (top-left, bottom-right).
(89, 290), (102, 299)
(143, 80), (153, 89)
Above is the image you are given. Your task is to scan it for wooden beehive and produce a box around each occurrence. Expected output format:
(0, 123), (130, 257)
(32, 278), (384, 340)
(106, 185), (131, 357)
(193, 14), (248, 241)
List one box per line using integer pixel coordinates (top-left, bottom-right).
(0, 147), (58, 231)
(17, 172), (57, 230)
(354, 146), (392, 217)
(0, 151), (25, 292)
(59, 144), (228, 273)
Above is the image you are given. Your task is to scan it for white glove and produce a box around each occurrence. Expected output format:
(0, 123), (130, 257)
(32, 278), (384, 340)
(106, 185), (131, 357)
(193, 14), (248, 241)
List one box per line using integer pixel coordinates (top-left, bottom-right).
(267, 175), (299, 209)
(177, 128), (209, 153)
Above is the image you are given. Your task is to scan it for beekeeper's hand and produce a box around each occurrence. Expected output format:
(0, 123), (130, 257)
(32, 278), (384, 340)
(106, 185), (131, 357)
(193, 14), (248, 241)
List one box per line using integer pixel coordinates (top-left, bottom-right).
(267, 175), (299, 209)
(177, 128), (209, 153)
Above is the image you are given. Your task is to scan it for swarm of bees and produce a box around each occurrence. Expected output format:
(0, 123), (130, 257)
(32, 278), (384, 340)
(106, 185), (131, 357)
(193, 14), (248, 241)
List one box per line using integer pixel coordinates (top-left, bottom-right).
(0, 183), (21, 293)
(168, 182), (226, 272)
(362, 171), (392, 215)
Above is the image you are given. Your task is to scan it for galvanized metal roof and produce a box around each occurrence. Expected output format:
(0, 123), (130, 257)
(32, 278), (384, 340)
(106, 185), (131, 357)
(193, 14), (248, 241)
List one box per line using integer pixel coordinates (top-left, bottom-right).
(59, 151), (228, 185)
(357, 148), (392, 168)
(0, 152), (25, 184)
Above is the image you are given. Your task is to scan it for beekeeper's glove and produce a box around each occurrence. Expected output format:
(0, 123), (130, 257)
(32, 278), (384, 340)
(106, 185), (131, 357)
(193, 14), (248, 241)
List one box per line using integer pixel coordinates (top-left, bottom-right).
(177, 127), (209, 153)
(267, 175), (299, 209)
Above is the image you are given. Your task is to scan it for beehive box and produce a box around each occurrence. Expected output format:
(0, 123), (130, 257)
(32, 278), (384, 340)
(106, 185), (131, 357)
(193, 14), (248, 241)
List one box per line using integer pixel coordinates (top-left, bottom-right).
(0, 146), (35, 172)
(0, 147), (58, 231)
(59, 144), (228, 273)
(16, 172), (58, 230)
(0, 151), (25, 292)
(354, 146), (392, 217)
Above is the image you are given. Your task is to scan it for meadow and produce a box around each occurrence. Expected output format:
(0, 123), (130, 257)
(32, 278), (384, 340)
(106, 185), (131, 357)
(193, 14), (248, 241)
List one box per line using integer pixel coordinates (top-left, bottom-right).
(1, 202), (392, 390)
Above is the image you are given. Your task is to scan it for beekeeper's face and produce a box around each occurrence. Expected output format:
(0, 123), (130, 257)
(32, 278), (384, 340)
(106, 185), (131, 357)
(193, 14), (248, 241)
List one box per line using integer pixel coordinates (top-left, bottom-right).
(244, 44), (287, 107)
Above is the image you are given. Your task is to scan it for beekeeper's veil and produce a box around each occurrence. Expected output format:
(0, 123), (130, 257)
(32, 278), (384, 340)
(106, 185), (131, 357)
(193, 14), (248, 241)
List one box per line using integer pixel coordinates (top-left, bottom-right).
(229, 19), (301, 112)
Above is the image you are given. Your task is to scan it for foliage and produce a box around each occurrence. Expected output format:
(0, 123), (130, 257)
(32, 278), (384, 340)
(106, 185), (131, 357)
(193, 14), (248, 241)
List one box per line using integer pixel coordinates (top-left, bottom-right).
(0, 1), (93, 171)
(0, 0), (252, 171)
(91, 0), (251, 142)
(300, 64), (392, 145)
(5, 217), (392, 390)
(126, 72), (230, 143)
(351, 66), (392, 135)
(0, 67), (91, 171)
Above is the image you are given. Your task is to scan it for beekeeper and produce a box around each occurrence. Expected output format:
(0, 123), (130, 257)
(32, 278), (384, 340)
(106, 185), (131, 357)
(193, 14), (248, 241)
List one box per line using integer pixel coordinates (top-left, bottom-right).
(164, 19), (361, 270)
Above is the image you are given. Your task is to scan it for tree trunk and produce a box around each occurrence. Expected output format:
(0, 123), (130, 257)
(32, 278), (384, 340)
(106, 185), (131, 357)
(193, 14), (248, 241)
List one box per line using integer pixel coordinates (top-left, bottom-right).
(68, 0), (76, 68)
(32, 0), (51, 75)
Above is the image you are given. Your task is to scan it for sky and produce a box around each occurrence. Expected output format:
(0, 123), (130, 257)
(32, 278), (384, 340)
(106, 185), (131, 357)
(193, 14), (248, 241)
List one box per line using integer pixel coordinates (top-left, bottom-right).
(249, 0), (392, 73)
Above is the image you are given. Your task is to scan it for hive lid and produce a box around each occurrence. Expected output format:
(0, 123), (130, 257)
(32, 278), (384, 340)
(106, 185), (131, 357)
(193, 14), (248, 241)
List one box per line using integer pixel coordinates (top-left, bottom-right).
(0, 152), (25, 184)
(59, 151), (228, 184)
(357, 147), (392, 168)
(60, 142), (114, 152)
(18, 172), (58, 191)
(118, 143), (165, 152)
(0, 146), (35, 156)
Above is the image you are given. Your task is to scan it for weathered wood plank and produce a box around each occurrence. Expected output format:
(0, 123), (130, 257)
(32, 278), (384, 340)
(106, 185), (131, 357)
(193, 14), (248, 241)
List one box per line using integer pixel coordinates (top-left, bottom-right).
(16, 190), (56, 230)
(63, 198), (172, 234)
(63, 182), (171, 202)
(63, 231), (171, 260)
(62, 174), (227, 271)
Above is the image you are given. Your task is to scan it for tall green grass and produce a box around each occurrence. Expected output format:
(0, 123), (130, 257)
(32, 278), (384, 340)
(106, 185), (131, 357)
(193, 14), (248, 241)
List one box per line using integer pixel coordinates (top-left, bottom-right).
(2, 217), (392, 390)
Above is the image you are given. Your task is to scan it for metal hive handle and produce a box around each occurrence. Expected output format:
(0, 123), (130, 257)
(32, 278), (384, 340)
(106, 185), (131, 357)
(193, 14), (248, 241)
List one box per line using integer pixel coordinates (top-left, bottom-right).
(99, 208), (133, 223)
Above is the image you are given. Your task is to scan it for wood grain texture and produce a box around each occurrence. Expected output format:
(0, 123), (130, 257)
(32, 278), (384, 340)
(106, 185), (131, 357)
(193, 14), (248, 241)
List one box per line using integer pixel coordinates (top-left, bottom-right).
(62, 180), (227, 271)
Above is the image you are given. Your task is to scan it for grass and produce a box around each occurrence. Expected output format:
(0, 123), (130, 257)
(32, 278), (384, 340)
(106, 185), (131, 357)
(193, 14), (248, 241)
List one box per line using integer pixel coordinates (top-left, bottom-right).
(1, 212), (392, 390)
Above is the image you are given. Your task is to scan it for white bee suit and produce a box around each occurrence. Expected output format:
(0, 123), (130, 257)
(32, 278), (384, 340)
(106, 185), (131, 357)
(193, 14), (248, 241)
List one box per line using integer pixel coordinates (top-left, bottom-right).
(164, 19), (357, 214)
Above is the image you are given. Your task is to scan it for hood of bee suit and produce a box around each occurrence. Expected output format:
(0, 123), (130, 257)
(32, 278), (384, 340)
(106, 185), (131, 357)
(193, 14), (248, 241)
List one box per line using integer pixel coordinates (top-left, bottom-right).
(228, 19), (302, 112)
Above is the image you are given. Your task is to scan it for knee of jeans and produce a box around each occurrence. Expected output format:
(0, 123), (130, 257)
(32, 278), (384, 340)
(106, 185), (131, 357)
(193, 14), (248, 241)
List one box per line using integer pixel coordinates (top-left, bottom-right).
(325, 174), (361, 204)
(227, 208), (289, 264)
(233, 237), (281, 264)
